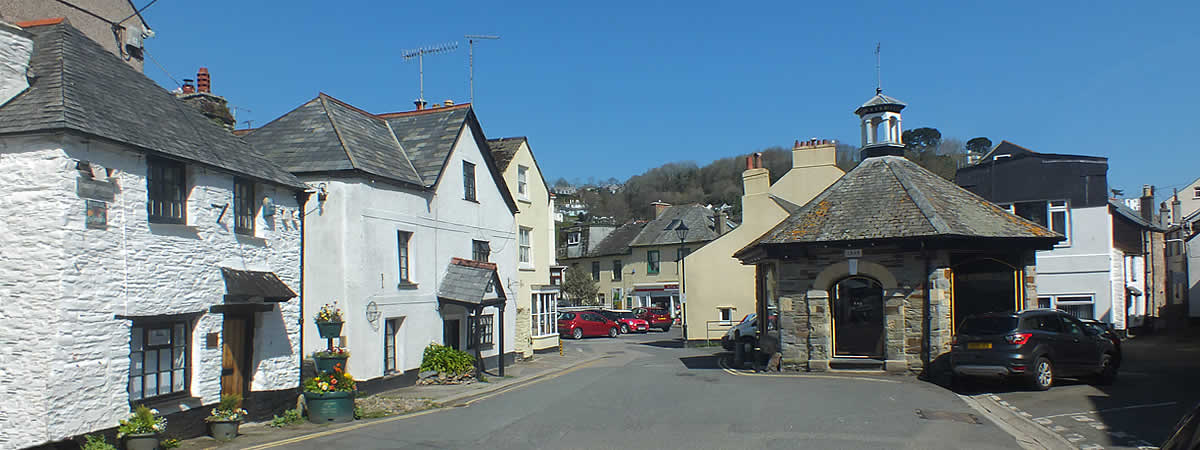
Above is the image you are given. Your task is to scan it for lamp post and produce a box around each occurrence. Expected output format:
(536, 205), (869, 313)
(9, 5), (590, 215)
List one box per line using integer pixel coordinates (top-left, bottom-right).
(673, 222), (689, 341)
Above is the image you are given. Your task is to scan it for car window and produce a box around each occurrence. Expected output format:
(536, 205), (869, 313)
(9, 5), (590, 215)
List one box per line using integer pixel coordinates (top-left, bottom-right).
(1059, 315), (1083, 335)
(1030, 314), (1062, 333)
(959, 316), (1018, 335)
(559, 312), (574, 320)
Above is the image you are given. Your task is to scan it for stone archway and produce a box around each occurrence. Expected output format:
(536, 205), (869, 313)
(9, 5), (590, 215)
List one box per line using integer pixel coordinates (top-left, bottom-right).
(830, 276), (885, 358)
(951, 257), (1022, 332)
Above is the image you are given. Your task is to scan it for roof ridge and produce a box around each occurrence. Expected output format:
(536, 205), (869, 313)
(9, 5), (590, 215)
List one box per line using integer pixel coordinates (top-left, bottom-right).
(381, 119), (421, 183)
(14, 18), (66, 27)
(886, 158), (953, 234)
(318, 95), (361, 170)
(318, 92), (381, 119)
(377, 103), (471, 118)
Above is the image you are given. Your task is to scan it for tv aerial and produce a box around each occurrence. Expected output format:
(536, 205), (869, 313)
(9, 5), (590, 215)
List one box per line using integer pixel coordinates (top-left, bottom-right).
(402, 42), (459, 106)
(465, 35), (500, 104)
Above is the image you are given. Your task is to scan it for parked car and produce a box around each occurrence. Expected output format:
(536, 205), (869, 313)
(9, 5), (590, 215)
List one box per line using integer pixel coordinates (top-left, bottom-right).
(950, 309), (1119, 390)
(1161, 401), (1200, 450)
(593, 309), (650, 334)
(558, 311), (619, 339)
(1079, 318), (1122, 367)
(633, 307), (672, 331)
(721, 313), (757, 350)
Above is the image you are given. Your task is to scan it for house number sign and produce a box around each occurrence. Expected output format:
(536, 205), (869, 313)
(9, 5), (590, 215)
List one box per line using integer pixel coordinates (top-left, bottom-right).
(844, 249), (863, 258)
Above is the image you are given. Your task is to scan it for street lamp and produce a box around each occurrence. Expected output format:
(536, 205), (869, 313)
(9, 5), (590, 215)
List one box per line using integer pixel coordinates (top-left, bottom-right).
(670, 221), (689, 341)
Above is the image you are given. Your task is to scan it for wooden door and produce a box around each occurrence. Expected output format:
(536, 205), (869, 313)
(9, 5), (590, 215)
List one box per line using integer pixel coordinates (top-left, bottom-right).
(221, 317), (248, 399)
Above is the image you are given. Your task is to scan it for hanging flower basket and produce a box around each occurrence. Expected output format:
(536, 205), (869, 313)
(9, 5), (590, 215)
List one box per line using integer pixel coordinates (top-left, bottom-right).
(313, 355), (349, 373)
(316, 321), (344, 339)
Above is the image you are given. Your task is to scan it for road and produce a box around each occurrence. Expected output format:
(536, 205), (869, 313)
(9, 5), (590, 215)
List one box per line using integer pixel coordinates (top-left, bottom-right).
(280, 330), (1021, 450)
(958, 333), (1200, 449)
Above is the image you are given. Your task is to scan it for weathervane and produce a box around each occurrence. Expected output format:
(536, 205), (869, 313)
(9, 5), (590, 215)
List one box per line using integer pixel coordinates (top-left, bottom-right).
(875, 42), (882, 94)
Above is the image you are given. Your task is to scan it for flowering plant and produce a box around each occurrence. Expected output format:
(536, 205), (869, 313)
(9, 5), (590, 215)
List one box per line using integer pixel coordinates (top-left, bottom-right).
(303, 363), (356, 393)
(117, 405), (166, 438)
(311, 347), (350, 358)
(204, 394), (248, 423)
(313, 303), (343, 323)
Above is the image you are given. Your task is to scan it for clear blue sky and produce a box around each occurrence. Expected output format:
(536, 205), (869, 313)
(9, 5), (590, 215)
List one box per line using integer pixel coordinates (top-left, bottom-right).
(137, 1), (1198, 199)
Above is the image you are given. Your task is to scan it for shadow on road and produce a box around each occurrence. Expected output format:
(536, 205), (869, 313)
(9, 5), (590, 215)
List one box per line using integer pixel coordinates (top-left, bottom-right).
(639, 339), (684, 349)
(678, 355), (722, 370)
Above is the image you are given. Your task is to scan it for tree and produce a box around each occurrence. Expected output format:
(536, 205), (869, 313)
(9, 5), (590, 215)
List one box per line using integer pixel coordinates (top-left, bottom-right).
(966, 137), (992, 155)
(563, 266), (599, 306)
(902, 127), (942, 153)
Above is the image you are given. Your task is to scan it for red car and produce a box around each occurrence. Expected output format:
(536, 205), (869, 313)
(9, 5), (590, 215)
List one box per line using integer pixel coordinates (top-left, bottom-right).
(593, 310), (650, 334)
(559, 311), (619, 339)
(633, 307), (672, 331)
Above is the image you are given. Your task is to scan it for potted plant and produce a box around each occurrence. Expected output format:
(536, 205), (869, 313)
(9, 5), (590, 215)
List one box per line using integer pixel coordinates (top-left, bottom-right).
(311, 347), (350, 373)
(314, 302), (344, 339)
(117, 405), (166, 450)
(204, 394), (248, 441)
(302, 363), (357, 423)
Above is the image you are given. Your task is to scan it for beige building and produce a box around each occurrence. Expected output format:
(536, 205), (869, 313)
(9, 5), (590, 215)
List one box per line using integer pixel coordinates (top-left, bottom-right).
(562, 203), (733, 326)
(490, 137), (561, 356)
(682, 140), (845, 343)
(1, 0), (148, 72)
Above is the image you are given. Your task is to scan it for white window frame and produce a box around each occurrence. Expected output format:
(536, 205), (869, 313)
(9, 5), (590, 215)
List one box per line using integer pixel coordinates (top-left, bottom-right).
(1039, 294), (1096, 320)
(1048, 200), (1070, 247)
(531, 291), (559, 338)
(718, 307), (734, 323)
(1193, 186), (1200, 199)
(517, 165), (529, 200)
(519, 227), (533, 267)
(567, 232), (580, 245)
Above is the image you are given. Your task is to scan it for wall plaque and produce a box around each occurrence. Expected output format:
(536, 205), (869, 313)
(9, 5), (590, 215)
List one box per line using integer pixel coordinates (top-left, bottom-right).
(76, 176), (116, 201)
(844, 249), (863, 258)
(85, 200), (107, 229)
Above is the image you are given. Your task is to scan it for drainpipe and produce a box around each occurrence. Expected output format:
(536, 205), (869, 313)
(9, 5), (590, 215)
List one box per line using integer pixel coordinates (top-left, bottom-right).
(297, 190), (310, 388)
(922, 241), (932, 371)
(498, 301), (506, 377)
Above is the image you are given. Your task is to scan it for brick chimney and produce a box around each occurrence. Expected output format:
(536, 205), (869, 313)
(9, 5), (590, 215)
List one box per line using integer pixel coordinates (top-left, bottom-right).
(714, 211), (728, 235)
(175, 68), (234, 130)
(413, 99), (427, 110)
(196, 67), (210, 93)
(651, 201), (671, 218)
(1139, 185), (1154, 222)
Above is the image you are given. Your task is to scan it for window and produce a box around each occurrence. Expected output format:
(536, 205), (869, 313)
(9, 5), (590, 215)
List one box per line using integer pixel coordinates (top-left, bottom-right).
(598, 293), (605, 305)
(517, 165), (529, 197)
(647, 250), (660, 275)
(147, 158), (187, 224)
(549, 268), (563, 286)
(592, 261), (601, 281)
(1037, 297), (1051, 309)
(1059, 314), (1083, 335)
(467, 314), (494, 349)
(519, 227), (532, 265)
(233, 178), (255, 235)
(532, 292), (559, 337)
(463, 161), (476, 201)
(566, 232), (581, 245)
(384, 318), (400, 374)
(1048, 200), (1069, 244)
(129, 321), (189, 401)
(1193, 186), (1200, 199)
(611, 288), (623, 308)
(1040, 294), (1095, 320)
(677, 247), (692, 262)
(1009, 200), (1069, 246)
(472, 240), (490, 262)
(397, 231), (412, 283)
(612, 260), (622, 281)
(719, 307), (733, 322)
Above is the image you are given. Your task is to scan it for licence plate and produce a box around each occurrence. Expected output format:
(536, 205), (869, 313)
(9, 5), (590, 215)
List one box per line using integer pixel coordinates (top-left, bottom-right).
(967, 342), (992, 350)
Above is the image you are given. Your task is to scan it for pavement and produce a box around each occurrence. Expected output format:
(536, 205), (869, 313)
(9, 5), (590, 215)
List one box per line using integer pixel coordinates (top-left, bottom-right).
(952, 330), (1200, 450)
(182, 329), (1027, 450)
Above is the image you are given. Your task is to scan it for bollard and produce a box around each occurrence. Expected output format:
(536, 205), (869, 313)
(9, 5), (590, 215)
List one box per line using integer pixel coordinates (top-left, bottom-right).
(559, 338), (563, 356)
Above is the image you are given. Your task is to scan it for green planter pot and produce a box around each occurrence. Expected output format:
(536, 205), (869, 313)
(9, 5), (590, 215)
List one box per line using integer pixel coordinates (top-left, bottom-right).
(314, 355), (349, 373)
(123, 433), (159, 450)
(305, 391), (355, 423)
(208, 420), (240, 441)
(316, 321), (344, 339)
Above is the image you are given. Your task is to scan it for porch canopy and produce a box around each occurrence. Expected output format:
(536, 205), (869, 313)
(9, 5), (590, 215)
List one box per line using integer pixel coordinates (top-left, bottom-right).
(437, 258), (508, 376)
(212, 267), (297, 313)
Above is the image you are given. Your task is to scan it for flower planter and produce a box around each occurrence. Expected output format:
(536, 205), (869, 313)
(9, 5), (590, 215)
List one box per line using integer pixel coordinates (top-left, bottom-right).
(209, 420), (240, 441)
(123, 433), (159, 450)
(316, 321), (344, 339)
(305, 391), (355, 423)
(313, 355), (349, 373)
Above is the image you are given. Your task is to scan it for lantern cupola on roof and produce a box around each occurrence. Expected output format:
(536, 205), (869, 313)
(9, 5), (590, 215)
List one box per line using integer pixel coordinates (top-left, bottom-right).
(856, 88), (907, 159)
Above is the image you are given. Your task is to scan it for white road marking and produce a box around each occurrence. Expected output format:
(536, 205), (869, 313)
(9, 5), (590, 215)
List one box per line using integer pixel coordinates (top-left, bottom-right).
(1065, 433), (1086, 442)
(1089, 422), (1107, 430)
(1034, 418), (1053, 425)
(1052, 425), (1067, 432)
(1032, 401), (1177, 420)
(1079, 444), (1105, 450)
(1073, 415), (1094, 422)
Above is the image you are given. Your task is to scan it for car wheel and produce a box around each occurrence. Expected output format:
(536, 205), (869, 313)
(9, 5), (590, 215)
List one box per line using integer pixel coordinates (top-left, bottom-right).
(1030, 356), (1053, 391)
(1092, 353), (1118, 386)
(620, 324), (629, 334)
(572, 328), (584, 340)
(608, 327), (619, 338)
(661, 325), (671, 332)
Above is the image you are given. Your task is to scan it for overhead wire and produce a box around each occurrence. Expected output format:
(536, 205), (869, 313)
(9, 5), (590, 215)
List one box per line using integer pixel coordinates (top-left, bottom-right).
(120, 0), (160, 25)
(52, 0), (116, 25)
(143, 47), (182, 88)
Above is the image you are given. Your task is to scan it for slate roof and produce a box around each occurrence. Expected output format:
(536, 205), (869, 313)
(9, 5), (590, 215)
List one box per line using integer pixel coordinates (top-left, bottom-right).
(584, 222), (648, 257)
(220, 267), (297, 302)
(437, 258), (506, 306)
(739, 156), (1063, 252)
(630, 204), (737, 247)
(0, 22), (304, 188)
(380, 105), (473, 186)
(487, 137), (524, 172)
(1109, 199), (1166, 232)
(855, 91), (907, 115)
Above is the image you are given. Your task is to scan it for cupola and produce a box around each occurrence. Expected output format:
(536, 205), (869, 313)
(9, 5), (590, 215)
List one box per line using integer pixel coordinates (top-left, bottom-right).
(856, 88), (907, 159)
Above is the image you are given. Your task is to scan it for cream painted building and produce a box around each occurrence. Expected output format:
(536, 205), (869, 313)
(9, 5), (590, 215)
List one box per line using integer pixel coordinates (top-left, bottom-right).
(489, 137), (561, 356)
(683, 140), (845, 343)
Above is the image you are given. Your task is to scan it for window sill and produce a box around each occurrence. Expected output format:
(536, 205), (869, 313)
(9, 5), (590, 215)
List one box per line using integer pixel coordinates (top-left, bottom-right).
(519, 264), (535, 271)
(464, 198), (479, 204)
(147, 223), (201, 237)
(236, 234), (268, 246)
(135, 394), (202, 414)
(518, 196), (532, 204)
(397, 282), (419, 290)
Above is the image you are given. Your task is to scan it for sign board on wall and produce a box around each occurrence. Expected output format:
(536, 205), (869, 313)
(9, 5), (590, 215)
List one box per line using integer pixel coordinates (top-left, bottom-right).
(85, 200), (107, 229)
(844, 249), (863, 258)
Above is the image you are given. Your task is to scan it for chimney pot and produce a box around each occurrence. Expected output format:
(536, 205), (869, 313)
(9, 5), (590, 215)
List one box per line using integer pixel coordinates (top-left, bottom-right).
(413, 100), (426, 110)
(196, 67), (210, 93)
(793, 139), (801, 150)
(651, 201), (671, 219)
(445, 99), (454, 106)
(746, 155), (753, 170)
(181, 79), (195, 94)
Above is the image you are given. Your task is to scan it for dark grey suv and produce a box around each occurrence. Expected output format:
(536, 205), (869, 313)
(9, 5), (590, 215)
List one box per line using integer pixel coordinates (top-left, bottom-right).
(950, 309), (1119, 390)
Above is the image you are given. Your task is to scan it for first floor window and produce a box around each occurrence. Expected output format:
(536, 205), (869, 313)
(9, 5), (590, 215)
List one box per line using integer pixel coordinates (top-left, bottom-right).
(397, 231), (412, 283)
(473, 240), (490, 262)
(129, 321), (190, 401)
(647, 250), (660, 275)
(463, 161), (477, 201)
(467, 314), (494, 349)
(147, 158), (187, 224)
(1039, 295), (1095, 320)
(532, 292), (559, 337)
(612, 260), (623, 281)
(384, 318), (400, 373)
(233, 177), (256, 235)
(519, 227), (532, 264)
(1005, 200), (1070, 246)
(592, 261), (601, 281)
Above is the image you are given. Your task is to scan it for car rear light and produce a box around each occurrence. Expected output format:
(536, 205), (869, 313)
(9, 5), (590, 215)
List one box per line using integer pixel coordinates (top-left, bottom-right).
(1004, 332), (1032, 345)
(1011, 365), (1026, 372)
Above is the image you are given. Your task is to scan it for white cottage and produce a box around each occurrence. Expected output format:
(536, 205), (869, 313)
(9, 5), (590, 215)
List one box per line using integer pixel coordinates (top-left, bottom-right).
(0, 20), (305, 447)
(245, 95), (519, 390)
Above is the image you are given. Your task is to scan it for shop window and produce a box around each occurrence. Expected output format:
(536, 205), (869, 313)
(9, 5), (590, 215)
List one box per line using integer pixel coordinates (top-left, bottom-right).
(129, 321), (190, 401)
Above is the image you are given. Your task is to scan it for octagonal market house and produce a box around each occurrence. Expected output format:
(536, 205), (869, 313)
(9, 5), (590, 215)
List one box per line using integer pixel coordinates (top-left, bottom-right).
(734, 135), (1062, 375)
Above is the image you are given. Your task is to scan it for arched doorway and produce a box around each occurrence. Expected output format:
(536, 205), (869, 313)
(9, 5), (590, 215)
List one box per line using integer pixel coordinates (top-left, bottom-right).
(831, 276), (885, 358)
(951, 257), (1022, 333)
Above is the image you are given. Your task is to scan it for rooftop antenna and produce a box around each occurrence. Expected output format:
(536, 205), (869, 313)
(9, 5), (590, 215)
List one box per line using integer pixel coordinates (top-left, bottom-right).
(875, 42), (882, 94)
(241, 119), (254, 129)
(402, 42), (459, 106)
(465, 35), (500, 105)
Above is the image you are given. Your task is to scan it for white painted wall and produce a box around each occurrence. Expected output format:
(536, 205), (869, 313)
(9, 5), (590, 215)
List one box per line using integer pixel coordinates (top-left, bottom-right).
(0, 133), (301, 449)
(1033, 206), (1115, 323)
(301, 123), (517, 380)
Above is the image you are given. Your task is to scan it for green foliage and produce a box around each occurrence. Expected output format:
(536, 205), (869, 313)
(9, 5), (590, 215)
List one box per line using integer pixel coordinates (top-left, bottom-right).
(117, 405), (166, 438)
(206, 394), (248, 422)
(562, 266), (599, 305)
(419, 343), (475, 375)
(902, 127), (967, 180)
(303, 369), (356, 393)
(966, 137), (992, 154)
(161, 438), (181, 449)
(82, 435), (116, 450)
(269, 409), (303, 428)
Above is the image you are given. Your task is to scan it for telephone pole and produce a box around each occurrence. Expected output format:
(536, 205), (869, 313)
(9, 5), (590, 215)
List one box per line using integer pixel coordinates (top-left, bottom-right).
(465, 35), (500, 104)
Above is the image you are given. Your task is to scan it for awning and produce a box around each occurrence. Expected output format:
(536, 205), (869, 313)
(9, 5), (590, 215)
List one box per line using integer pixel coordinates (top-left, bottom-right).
(219, 267), (297, 303)
(437, 258), (506, 309)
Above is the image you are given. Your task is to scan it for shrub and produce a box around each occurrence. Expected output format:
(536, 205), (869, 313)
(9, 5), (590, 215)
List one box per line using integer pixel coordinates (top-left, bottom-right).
(419, 343), (475, 375)
(82, 435), (116, 450)
(205, 394), (248, 423)
(161, 438), (181, 449)
(269, 409), (303, 428)
(117, 405), (166, 438)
